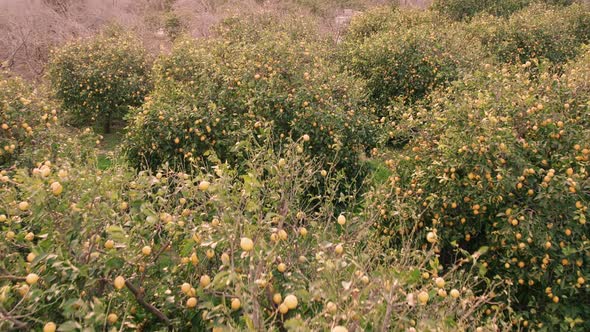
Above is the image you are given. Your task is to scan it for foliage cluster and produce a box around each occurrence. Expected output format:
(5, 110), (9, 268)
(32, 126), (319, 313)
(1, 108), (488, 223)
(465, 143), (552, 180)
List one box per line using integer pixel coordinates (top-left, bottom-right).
(386, 51), (590, 330)
(339, 8), (485, 116)
(125, 15), (379, 185)
(47, 26), (151, 133)
(0, 75), (59, 167)
(0, 136), (499, 331)
(468, 3), (590, 65)
(432, 0), (575, 21)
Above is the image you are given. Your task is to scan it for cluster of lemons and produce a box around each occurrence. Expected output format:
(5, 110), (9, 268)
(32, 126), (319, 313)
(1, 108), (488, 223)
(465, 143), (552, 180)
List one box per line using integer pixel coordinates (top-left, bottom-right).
(0, 76), (58, 166)
(387, 51), (590, 328)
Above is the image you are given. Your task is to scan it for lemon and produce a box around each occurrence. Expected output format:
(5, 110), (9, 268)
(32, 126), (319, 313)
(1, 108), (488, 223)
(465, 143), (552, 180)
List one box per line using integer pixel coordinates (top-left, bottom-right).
(240, 237), (254, 251)
(417, 291), (429, 305)
(181, 282), (191, 294)
(198, 181), (210, 191)
(299, 227), (308, 236)
(105, 239), (115, 249)
(27, 252), (36, 262)
(114, 276), (125, 290)
(231, 298), (241, 311)
(284, 294), (298, 309)
(18, 201), (29, 211)
(278, 229), (288, 240)
(278, 303), (289, 314)
(337, 214), (346, 225)
(43, 322), (57, 332)
(434, 277), (445, 288)
(25, 273), (39, 285)
(50, 182), (63, 196)
(187, 297), (197, 308)
(326, 301), (337, 314)
(426, 232), (437, 243)
(332, 326), (348, 332)
(200, 275), (211, 288)
(273, 293), (282, 305)
(107, 313), (118, 324)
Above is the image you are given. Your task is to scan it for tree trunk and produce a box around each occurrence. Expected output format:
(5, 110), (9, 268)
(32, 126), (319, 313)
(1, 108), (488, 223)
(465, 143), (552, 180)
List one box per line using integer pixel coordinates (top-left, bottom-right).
(104, 110), (112, 134)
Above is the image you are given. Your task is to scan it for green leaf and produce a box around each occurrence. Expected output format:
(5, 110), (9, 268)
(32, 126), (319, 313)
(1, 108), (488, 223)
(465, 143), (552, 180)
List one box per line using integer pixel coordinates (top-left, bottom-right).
(57, 320), (82, 331)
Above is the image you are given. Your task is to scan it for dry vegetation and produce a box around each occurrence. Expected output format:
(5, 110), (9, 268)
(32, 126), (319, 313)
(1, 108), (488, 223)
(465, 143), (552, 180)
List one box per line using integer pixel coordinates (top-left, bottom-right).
(0, 0), (431, 80)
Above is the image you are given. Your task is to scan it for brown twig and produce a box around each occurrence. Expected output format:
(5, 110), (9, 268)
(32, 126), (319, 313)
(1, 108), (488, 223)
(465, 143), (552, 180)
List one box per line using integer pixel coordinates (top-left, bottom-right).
(0, 275), (26, 281)
(0, 308), (27, 329)
(381, 282), (398, 332)
(124, 280), (171, 326)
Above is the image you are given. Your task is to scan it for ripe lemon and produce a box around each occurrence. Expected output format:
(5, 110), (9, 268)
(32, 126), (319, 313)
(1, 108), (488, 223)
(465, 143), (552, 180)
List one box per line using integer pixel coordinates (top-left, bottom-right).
(18, 284), (29, 296)
(273, 293), (282, 305)
(114, 276), (125, 290)
(278, 229), (288, 240)
(434, 277), (445, 288)
(25, 273), (39, 285)
(337, 215), (346, 225)
(198, 181), (210, 191)
(107, 313), (118, 324)
(284, 294), (298, 309)
(332, 326), (348, 332)
(278, 303), (289, 314)
(417, 291), (429, 305)
(240, 237), (254, 251)
(426, 232), (437, 243)
(50, 182), (63, 196)
(43, 322), (57, 332)
(299, 227), (308, 236)
(326, 301), (337, 314)
(200, 275), (211, 288)
(141, 246), (152, 256)
(27, 252), (36, 262)
(277, 263), (287, 273)
(450, 289), (460, 298)
(105, 239), (115, 249)
(187, 297), (197, 308)
(206, 249), (215, 259)
(6, 231), (16, 240)
(18, 201), (29, 211)
(221, 253), (230, 265)
(190, 252), (199, 265)
(231, 298), (241, 311)
(335, 244), (344, 255)
(181, 282), (191, 294)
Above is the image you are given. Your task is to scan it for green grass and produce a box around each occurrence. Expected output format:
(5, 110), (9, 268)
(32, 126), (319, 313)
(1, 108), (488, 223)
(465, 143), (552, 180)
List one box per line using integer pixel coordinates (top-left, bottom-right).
(97, 123), (126, 170)
(365, 158), (393, 186)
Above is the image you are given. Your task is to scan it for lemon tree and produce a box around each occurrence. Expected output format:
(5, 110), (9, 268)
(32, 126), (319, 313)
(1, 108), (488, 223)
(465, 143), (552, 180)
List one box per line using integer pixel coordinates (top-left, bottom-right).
(47, 25), (151, 133)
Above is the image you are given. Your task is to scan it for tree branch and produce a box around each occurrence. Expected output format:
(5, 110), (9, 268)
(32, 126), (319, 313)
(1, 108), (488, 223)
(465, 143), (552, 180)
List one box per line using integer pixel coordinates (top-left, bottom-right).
(0, 308), (27, 329)
(124, 280), (170, 326)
